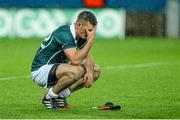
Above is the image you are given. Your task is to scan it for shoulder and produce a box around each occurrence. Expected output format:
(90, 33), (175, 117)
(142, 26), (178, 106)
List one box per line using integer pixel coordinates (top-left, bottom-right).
(53, 25), (71, 38)
(53, 25), (74, 42)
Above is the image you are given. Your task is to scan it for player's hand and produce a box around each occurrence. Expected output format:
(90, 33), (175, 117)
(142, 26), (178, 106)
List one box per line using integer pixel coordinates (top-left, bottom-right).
(86, 28), (96, 44)
(83, 73), (94, 88)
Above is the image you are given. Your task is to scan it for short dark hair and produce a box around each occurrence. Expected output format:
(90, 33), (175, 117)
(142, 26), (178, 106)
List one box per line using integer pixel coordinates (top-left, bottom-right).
(77, 11), (97, 26)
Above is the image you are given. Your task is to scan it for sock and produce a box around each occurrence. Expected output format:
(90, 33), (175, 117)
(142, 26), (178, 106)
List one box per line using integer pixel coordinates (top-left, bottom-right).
(46, 87), (59, 99)
(59, 88), (71, 98)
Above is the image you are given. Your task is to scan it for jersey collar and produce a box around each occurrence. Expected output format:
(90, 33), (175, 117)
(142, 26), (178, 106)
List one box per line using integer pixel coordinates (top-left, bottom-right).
(70, 24), (77, 44)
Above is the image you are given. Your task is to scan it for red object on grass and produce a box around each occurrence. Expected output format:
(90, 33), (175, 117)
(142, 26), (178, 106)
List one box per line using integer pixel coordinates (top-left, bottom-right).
(98, 106), (112, 110)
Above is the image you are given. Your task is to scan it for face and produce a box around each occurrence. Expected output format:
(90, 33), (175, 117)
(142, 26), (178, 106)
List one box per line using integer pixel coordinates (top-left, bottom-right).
(76, 21), (95, 39)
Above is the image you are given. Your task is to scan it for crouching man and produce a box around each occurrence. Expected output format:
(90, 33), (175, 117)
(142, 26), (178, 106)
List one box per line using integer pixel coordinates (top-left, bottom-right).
(31, 11), (101, 109)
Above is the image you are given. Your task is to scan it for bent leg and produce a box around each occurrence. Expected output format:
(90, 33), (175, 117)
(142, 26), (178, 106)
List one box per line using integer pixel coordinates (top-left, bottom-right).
(69, 64), (101, 92)
(43, 64), (86, 108)
(52, 64), (85, 94)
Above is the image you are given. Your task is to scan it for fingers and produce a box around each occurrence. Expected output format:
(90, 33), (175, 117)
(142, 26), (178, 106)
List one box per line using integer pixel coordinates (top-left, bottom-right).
(85, 28), (89, 35)
(86, 28), (96, 35)
(84, 82), (92, 88)
(83, 75), (87, 82)
(85, 28), (89, 32)
(83, 75), (90, 87)
(83, 73), (93, 87)
(86, 29), (96, 44)
(84, 78), (93, 88)
(91, 28), (96, 35)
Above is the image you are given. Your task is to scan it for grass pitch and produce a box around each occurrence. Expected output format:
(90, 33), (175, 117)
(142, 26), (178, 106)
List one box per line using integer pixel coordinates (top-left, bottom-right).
(0, 37), (180, 119)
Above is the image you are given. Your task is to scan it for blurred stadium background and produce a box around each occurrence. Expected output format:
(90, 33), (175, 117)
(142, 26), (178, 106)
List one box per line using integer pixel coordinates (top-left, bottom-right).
(0, 0), (180, 119)
(0, 0), (180, 38)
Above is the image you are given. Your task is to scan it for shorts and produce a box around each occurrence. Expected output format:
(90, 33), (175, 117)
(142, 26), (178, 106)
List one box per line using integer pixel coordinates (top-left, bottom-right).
(31, 64), (59, 89)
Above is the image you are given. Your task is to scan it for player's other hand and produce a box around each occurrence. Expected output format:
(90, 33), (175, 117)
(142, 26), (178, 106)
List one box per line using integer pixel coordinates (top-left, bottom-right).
(83, 73), (93, 88)
(86, 28), (96, 44)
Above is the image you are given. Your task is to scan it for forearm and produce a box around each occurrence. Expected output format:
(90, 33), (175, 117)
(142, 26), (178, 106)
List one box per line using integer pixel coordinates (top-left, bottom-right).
(85, 53), (94, 74)
(83, 53), (94, 87)
(65, 27), (96, 65)
(74, 28), (96, 64)
(72, 41), (92, 65)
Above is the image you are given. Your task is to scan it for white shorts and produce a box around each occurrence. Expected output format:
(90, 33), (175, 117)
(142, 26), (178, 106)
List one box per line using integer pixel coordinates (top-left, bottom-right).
(31, 64), (54, 89)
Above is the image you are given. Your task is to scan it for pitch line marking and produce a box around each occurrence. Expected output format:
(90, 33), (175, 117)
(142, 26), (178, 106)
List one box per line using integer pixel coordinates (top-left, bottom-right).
(0, 75), (30, 81)
(103, 62), (179, 70)
(0, 62), (179, 81)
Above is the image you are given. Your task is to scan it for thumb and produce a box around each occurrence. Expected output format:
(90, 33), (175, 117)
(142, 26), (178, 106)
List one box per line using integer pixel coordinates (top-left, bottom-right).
(85, 28), (89, 35)
(83, 74), (87, 82)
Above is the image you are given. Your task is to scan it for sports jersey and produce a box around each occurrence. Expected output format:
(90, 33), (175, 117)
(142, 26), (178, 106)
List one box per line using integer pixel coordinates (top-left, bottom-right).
(31, 24), (87, 72)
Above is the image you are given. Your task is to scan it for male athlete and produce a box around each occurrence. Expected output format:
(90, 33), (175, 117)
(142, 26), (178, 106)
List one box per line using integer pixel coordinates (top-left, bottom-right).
(31, 11), (101, 109)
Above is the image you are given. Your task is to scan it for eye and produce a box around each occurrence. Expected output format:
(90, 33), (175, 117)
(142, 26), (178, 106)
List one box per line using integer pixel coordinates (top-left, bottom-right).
(88, 29), (93, 32)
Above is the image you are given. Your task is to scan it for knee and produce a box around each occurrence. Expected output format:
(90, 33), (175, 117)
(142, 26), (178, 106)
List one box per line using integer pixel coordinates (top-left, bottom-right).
(94, 64), (101, 81)
(71, 66), (85, 80)
(65, 72), (76, 81)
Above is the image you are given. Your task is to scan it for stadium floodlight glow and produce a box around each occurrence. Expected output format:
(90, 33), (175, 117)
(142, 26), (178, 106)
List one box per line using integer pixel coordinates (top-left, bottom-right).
(83, 0), (105, 8)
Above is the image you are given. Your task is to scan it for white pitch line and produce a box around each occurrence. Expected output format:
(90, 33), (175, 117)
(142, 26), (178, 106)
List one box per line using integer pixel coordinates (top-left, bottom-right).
(103, 62), (179, 70)
(0, 62), (179, 81)
(0, 75), (30, 81)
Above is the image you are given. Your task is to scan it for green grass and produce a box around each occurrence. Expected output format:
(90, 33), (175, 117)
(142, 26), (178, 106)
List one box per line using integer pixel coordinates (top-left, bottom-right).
(0, 37), (180, 119)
